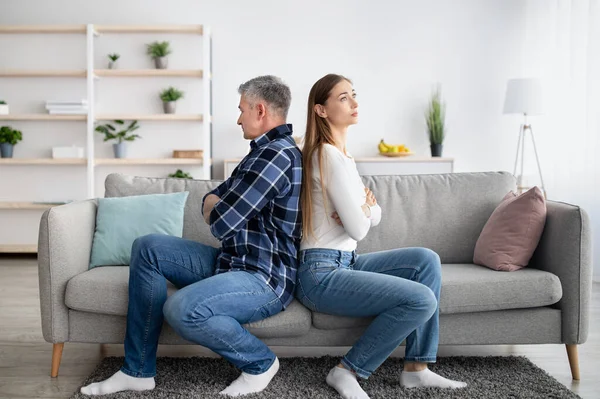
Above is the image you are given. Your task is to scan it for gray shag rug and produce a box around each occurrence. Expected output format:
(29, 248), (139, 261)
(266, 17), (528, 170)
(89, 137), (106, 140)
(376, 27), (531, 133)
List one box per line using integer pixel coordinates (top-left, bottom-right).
(71, 356), (580, 398)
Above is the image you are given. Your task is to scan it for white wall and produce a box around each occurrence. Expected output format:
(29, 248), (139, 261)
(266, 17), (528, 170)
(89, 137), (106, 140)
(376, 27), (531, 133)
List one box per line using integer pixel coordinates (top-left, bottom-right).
(1, 0), (598, 280)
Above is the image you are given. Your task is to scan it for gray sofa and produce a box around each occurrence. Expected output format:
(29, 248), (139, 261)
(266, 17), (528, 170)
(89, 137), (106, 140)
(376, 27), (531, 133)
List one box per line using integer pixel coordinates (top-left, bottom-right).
(38, 171), (592, 380)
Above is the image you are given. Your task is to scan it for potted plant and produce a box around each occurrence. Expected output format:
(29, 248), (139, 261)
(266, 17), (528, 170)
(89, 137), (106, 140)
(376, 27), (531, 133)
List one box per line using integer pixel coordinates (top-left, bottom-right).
(0, 101), (8, 115)
(95, 120), (141, 158)
(107, 53), (120, 69)
(0, 125), (23, 158)
(160, 87), (184, 114)
(168, 169), (193, 179)
(146, 41), (171, 69)
(425, 87), (446, 157)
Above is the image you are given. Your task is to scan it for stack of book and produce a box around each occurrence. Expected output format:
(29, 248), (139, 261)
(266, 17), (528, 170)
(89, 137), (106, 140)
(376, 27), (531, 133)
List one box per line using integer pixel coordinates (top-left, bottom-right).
(46, 100), (88, 115)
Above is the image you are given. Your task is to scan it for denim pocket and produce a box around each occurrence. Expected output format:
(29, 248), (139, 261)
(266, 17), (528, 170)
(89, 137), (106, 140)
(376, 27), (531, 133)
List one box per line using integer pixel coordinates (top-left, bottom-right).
(308, 261), (338, 286)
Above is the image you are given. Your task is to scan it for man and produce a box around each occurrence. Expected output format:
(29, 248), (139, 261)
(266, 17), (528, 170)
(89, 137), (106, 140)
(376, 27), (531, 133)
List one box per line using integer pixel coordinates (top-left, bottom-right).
(81, 75), (302, 397)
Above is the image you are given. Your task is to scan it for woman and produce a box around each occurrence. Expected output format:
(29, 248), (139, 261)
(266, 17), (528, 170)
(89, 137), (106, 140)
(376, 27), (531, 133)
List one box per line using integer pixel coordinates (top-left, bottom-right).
(296, 74), (467, 399)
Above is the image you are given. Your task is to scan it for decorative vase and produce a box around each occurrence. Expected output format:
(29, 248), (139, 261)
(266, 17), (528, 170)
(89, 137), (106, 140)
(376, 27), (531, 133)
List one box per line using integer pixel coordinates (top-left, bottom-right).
(154, 56), (168, 69)
(430, 143), (443, 157)
(113, 142), (126, 158)
(0, 104), (9, 115)
(0, 143), (14, 158)
(163, 101), (176, 114)
(108, 60), (118, 69)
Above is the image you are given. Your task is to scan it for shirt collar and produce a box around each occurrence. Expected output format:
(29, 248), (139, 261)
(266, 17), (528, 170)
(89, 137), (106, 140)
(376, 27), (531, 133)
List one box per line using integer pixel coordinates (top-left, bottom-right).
(250, 124), (293, 150)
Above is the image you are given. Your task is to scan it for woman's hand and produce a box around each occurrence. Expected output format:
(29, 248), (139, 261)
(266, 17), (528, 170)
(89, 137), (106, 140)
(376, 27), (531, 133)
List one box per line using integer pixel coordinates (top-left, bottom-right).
(364, 187), (377, 207)
(331, 211), (343, 226)
(331, 188), (377, 225)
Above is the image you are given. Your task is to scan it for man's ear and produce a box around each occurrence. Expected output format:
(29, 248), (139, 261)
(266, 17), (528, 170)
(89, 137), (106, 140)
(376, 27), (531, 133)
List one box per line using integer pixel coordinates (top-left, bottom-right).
(314, 104), (326, 118)
(256, 103), (267, 120)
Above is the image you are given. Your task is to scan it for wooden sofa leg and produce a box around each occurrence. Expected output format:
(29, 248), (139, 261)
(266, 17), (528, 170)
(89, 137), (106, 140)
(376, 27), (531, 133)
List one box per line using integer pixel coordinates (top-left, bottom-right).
(51, 343), (64, 378)
(566, 344), (580, 380)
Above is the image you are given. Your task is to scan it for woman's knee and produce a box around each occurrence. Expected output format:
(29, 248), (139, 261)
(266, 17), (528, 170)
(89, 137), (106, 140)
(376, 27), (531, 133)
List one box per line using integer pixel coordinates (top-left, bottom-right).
(416, 248), (441, 278)
(415, 285), (438, 321)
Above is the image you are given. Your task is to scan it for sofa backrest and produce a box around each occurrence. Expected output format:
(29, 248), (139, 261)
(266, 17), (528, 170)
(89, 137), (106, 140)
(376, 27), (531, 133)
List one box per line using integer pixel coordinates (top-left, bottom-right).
(105, 171), (516, 263)
(358, 172), (516, 263)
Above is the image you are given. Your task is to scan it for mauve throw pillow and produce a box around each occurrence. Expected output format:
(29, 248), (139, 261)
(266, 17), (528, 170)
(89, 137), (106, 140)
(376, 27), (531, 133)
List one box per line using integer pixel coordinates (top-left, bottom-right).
(473, 186), (547, 271)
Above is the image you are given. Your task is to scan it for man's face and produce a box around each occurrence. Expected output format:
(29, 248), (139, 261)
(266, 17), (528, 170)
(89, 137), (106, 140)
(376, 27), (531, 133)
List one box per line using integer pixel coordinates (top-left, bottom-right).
(237, 95), (263, 140)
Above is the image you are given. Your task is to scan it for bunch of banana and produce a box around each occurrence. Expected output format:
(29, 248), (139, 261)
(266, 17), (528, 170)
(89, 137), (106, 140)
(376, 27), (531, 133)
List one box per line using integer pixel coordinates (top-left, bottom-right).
(378, 139), (411, 154)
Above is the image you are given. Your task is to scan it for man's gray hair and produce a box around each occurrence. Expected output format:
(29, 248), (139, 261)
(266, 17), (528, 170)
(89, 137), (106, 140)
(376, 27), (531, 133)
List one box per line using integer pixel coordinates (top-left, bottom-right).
(238, 75), (292, 119)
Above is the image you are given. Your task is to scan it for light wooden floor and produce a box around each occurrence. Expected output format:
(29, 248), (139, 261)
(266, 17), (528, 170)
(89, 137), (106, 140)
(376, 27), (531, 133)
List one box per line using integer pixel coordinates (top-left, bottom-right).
(0, 256), (598, 399)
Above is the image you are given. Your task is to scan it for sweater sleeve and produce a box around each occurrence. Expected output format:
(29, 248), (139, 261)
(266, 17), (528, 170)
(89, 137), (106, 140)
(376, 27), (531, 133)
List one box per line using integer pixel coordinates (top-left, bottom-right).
(322, 147), (371, 241)
(369, 203), (382, 227)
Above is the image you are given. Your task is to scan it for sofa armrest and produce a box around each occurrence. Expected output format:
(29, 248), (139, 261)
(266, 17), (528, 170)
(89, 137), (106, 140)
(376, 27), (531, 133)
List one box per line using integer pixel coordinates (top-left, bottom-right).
(529, 200), (592, 344)
(38, 199), (97, 343)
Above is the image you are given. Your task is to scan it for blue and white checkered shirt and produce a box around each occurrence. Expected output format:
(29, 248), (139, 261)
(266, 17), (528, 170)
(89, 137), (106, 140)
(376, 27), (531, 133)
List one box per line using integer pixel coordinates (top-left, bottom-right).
(202, 124), (302, 308)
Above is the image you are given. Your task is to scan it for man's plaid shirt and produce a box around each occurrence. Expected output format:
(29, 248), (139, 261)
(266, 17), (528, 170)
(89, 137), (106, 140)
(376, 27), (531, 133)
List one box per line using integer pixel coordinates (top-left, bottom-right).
(202, 124), (302, 308)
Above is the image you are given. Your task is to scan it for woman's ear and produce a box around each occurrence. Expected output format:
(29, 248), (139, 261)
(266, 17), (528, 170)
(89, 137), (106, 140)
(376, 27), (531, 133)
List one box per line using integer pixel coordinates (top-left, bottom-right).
(314, 104), (327, 118)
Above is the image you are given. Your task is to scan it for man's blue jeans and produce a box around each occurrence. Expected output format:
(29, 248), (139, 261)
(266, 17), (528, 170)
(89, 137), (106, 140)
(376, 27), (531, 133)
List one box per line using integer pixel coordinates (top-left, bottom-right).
(295, 247), (441, 379)
(120, 234), (282, 378)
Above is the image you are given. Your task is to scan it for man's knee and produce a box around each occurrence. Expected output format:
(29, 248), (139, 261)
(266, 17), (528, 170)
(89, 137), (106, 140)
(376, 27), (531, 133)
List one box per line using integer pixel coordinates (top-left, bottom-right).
(163, 291), (211, 331)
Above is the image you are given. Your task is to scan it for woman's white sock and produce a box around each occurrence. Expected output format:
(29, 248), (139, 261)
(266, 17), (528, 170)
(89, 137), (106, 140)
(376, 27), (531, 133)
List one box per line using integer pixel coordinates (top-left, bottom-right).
(400, 368), (467, 389)
(326, 366), (370, 399)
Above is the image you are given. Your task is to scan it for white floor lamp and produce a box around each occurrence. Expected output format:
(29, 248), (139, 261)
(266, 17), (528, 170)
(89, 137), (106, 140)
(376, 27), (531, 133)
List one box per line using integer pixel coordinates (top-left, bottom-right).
(503, 78), (547, 198)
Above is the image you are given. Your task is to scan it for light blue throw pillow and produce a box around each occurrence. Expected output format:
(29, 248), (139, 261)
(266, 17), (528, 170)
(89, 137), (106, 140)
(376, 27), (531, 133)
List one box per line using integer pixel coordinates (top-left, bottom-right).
(89, 191), (189, 268)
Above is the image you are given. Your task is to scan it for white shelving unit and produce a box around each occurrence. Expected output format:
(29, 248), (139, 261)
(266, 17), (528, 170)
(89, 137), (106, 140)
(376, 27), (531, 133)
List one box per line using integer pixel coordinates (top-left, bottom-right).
(0, 24), (212, 253)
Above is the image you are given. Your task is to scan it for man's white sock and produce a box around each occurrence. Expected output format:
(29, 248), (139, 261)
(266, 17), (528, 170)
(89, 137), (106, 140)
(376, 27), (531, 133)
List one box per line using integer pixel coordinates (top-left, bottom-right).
(219, 357), (279, 397)
(80, 370), (155, 396)
(400, 368), (467, 389)
(326, 366), (370, 399)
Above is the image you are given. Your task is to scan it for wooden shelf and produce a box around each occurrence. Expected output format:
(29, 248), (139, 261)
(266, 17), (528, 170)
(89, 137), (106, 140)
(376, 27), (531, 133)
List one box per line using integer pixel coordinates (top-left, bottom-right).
(96, 114), (202, 121)
(0, 158), (86, 165)
(0, 244), (37, 253)
(0, 158), (203, 165)
(0, 70), (86, 78)
(0, 25), (86, 34)
(0, 114), (86, 121)
(94, 69), (203, 78)
(95, 25), (203, 34)
(95, 158), (203, 165)
(0, 202), (64, 210)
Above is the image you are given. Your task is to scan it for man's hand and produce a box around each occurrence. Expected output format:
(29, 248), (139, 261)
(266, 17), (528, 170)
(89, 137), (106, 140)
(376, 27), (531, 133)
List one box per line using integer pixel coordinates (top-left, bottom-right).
(203, 194), (220, 224)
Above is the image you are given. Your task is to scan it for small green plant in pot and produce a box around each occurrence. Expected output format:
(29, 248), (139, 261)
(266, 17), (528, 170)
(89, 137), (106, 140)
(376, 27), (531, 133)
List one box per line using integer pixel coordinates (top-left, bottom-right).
(168, 169), (193, 179)
(107, 53), (120, 69)
(0, 100), (9, 115)
(425, 87), (446, 157)
(160, 87), (184, 114)
(146, 41), (171, 69)
(0, 125), (23, 158)
(95, 120), (141, 158)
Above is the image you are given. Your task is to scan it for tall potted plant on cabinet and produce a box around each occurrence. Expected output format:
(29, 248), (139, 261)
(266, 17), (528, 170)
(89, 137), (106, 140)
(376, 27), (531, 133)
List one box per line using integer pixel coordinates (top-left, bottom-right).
(426, 88), (446, 157)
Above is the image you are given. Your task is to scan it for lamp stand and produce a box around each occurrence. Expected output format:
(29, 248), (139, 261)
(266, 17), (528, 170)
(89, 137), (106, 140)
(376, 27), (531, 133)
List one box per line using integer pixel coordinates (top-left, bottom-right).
(512, 115), (547, 198)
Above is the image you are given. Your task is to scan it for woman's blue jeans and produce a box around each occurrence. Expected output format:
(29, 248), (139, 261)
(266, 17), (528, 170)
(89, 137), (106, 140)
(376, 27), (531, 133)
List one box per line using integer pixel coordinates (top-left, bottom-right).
(295, 247), (441, 379)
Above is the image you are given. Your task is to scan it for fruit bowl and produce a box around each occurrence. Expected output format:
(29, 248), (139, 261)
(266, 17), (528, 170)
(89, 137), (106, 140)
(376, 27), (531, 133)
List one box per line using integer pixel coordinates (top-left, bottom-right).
(379, 152), (414, 157)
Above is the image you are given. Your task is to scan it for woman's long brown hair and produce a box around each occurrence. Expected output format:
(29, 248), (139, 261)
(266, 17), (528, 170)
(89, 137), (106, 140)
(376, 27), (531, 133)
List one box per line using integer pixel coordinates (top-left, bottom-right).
(301, 74), (352, 239)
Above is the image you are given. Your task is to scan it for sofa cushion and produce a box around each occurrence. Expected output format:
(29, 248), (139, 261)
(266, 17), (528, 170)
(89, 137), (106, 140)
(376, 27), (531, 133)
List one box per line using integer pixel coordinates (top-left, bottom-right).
(312, 263), (562, 330)
(65, 266), (311, 338)
(104, 173), (223, 248)
(90, 192), (189, 268)
(474, 187), (547, 271)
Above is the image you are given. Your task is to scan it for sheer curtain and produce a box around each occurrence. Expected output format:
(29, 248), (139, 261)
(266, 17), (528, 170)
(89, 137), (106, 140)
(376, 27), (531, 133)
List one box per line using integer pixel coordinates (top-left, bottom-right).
(523, 0), (599, 279)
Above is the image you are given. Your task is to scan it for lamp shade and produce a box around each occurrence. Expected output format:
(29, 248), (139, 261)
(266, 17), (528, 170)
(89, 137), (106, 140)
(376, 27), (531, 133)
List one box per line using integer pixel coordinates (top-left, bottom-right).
(503, 78), (544, 115)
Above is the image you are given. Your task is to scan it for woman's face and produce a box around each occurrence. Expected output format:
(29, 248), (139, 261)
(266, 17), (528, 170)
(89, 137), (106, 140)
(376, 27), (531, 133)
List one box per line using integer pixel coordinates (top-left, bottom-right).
(316, 80), (358, 128)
